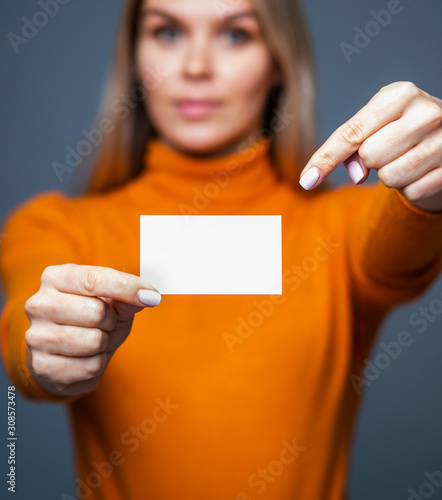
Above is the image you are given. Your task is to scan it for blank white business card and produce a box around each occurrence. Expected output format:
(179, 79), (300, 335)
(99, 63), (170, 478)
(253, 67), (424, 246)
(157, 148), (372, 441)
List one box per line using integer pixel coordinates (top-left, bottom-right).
(140, 215), (282, 295)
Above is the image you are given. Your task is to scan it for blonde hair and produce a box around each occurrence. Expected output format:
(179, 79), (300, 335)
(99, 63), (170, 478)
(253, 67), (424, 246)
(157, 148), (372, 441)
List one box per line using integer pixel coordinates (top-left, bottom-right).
(83, 0), (322, 194)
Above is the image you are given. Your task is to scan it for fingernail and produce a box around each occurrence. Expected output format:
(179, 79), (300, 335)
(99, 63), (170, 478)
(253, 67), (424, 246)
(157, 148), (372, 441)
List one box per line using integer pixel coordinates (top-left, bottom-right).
(299, 167), (320, 190)
(138, 289), (162, 307)
(346, 159), (365, 185)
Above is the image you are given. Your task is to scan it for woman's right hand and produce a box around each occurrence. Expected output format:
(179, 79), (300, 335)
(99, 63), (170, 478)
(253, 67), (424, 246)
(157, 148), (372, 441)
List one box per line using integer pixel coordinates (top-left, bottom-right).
(24, 264), (161, 397)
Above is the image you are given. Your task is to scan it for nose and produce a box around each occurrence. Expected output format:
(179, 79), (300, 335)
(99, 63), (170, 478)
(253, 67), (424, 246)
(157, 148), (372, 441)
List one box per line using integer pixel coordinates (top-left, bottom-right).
(182, 33), (212, 79)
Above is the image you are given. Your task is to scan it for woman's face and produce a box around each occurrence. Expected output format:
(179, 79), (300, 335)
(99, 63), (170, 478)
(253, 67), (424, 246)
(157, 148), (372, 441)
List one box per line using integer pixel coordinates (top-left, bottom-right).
(135, 0), (280, 156)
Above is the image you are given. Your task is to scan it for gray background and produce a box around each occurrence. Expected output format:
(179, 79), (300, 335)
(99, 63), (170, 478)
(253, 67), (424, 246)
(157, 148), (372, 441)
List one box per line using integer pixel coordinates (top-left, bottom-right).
(1, 0), (441, 498)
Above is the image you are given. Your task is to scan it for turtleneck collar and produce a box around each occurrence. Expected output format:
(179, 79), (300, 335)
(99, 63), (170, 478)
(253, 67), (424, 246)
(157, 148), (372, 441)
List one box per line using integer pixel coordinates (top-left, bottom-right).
(141, 137), (280, 208)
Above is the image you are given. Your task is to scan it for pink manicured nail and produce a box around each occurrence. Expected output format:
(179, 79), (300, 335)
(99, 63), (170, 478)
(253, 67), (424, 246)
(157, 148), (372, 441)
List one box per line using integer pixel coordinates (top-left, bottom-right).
(299, 167), (320, 190)
(138, 289), (162, 307)
(346, 159), (365, 185)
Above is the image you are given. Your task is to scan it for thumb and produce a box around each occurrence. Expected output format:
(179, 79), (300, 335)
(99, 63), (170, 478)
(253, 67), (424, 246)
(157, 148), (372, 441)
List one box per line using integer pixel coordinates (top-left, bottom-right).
(136, 289), (162, 307)
(343, 152), (370, 185)
(107, 288), (162, 321)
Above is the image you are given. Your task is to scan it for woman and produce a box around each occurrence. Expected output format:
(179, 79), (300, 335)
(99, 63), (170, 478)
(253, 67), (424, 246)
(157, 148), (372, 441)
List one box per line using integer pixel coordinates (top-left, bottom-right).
(1, 0), (442, 499)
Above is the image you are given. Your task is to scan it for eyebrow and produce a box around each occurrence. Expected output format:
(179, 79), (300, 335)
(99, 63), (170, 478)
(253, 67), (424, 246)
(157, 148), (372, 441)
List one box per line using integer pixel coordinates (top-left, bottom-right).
(139, 8), (259, 24)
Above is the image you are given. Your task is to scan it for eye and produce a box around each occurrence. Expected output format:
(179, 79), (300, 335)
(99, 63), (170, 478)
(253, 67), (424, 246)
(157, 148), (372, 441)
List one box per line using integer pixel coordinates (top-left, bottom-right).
(222, 28), (251, 45)
(154, 26), (182, 43)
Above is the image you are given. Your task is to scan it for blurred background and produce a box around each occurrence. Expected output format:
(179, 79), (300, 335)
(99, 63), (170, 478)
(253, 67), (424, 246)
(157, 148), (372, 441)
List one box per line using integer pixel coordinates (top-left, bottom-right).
(1, 0), (441, 498)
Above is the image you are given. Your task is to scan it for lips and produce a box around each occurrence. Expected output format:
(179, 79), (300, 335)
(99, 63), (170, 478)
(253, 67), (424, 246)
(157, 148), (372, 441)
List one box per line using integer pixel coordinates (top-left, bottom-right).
(175, 99), (220, 119)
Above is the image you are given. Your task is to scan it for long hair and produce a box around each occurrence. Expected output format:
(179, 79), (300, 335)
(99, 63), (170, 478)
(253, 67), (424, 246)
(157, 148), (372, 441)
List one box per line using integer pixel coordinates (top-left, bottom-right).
(83, 0), (322, 194)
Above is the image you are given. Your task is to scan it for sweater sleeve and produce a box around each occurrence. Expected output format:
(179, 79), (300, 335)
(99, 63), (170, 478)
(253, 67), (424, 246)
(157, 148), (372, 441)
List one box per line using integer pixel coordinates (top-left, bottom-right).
(347, 181), (442, 310)
(0, 192), (87, 403)
(334, 181), (442, 374)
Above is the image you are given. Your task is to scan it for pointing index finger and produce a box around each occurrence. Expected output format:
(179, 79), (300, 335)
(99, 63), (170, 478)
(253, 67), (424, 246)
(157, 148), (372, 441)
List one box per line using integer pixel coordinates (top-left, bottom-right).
(298, 85), (404, 190)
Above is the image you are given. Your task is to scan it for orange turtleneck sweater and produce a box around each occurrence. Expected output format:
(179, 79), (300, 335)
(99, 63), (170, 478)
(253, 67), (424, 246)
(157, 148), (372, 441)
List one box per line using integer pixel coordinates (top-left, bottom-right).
(1, 138), (442, 500)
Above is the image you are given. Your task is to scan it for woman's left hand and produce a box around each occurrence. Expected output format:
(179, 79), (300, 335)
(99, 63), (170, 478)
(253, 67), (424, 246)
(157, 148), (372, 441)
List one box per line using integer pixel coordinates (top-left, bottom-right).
(299, 81), (442, 213)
